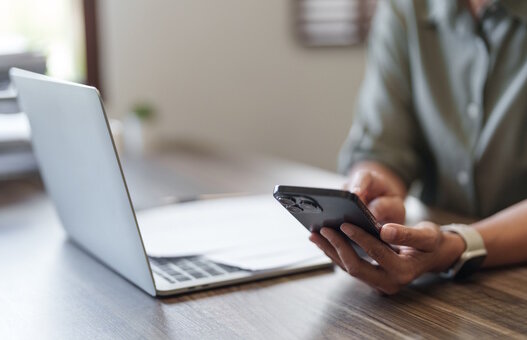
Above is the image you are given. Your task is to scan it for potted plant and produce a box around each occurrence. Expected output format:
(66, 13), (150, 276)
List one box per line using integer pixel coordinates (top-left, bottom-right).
(123, 101), (156, 158)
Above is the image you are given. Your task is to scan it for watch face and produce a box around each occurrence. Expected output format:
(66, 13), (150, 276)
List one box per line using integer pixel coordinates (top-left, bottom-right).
(456, 256), (486, 280)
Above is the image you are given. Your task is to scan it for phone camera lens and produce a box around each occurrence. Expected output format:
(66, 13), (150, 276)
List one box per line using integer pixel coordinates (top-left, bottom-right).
(287, 205), (303, 213)
(298, 199), (321, 213)
(277, 196), (296, 207)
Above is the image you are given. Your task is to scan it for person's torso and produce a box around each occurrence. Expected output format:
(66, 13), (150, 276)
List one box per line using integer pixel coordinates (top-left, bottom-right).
(406, 0), (527, 217)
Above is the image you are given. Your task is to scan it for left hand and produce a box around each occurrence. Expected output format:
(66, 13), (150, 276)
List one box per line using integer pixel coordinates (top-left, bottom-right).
(309, 222), (466, 295)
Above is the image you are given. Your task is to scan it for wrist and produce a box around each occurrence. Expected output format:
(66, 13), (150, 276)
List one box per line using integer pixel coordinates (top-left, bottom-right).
(431, 231), (466, 272)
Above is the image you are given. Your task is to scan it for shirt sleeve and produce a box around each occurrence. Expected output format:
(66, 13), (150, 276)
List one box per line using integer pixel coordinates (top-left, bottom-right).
(337, 0), (425, 187)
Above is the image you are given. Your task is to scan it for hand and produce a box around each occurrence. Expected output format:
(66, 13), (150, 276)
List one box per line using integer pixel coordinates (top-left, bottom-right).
(345, 166), (406, 224)
(309, 222), (466, 295)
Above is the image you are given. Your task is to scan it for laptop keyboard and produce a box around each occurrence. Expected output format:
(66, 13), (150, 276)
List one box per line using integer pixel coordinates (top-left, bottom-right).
(149, 256), (242, 284)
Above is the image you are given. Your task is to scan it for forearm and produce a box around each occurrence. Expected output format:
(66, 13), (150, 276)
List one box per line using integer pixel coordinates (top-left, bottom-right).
(471, 199), (527, 267)
(348, 161), (408, 199)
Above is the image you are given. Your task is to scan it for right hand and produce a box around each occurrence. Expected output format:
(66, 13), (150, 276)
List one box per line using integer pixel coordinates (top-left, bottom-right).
(344, 167), (406, 224)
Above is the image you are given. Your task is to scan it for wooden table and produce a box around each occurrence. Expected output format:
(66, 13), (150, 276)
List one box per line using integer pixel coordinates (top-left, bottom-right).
(1, 148), (527, 339)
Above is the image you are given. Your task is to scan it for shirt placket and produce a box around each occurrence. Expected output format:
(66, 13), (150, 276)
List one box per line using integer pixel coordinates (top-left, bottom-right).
(466, 36), (488, 215)
(469, 8), (503, 215)
(454, 12), (490, 215)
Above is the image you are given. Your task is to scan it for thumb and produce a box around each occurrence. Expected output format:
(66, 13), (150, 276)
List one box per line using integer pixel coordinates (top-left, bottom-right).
(380, 222), (440, 252)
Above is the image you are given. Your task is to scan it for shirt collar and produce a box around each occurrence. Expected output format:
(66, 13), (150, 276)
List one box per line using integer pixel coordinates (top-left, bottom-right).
(424, 0), (473, 36)
(426, 0), (527, 25)
(425, 0), (459, 24)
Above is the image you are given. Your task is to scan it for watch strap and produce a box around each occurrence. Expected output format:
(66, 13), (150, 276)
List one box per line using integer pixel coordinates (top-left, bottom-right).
(440, 224), (487, 279)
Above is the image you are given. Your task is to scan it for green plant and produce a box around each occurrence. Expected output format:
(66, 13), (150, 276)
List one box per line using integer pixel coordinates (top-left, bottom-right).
(131, 102), (156, 121)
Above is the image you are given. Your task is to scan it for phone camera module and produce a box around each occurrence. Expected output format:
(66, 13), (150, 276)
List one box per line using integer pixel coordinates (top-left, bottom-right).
(276, 194), (321, 213)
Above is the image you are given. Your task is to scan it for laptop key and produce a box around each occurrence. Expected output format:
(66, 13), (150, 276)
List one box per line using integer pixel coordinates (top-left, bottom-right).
(215, 263), (241, 273)
(186, 270), (207, 279)
(203, 268), (222, 276)
(173, 275), (191, 282)
(153, 270), (175, 284)
(164, 267), (184, 278)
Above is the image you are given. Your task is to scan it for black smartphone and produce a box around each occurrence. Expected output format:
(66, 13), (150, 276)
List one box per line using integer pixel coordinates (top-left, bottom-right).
(273, 185), (382, 240)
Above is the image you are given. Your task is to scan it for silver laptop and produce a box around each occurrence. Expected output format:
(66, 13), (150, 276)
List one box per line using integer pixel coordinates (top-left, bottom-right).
(10, 68), (331, 297)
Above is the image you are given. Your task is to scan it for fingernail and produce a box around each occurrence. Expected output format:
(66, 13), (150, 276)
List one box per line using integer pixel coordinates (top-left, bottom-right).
(320, 228), (329, 237)
(353, 190), (366, 201)
(350, 186), (361, 193)
(381, 225), (397, 241)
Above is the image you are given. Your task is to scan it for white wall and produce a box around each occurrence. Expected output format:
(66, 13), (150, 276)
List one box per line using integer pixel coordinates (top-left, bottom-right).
(98, 0), (366, 170)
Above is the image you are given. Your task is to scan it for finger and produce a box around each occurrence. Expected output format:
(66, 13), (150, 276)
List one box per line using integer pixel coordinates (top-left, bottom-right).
(320, 228), (387, 286)
(340, 223), (397, 268)
(348, 170), (388, 204)
(380, 222), (440, 252)
(309, 233), (345, 270)
(347, 170), (373, 203)
(310, 233), (345, 269)
(368, 196), (405, 224)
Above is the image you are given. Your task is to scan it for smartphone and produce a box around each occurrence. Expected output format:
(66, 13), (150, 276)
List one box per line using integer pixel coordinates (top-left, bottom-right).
(273, 185), (382, 240)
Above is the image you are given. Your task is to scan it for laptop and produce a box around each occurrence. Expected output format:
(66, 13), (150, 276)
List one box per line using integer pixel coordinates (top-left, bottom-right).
(10, 68), (331, 297)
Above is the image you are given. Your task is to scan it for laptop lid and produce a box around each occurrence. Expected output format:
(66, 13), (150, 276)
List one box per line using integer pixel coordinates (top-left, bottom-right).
(10, 68), (156, 296)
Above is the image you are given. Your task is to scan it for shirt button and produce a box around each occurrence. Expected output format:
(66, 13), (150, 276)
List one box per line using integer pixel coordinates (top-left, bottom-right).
(467, 102), (479, 120)
(457, 171), (469, 185)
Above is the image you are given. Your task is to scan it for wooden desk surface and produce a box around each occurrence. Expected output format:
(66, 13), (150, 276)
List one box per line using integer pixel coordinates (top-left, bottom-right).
(1, 148), (527, 339)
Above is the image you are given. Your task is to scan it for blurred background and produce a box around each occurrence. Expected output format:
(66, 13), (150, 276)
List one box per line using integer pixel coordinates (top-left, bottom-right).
(0, 0), (376, 181)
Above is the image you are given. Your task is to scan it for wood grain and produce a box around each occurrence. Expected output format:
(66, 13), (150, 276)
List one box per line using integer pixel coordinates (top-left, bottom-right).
(1, 148), (526, 339)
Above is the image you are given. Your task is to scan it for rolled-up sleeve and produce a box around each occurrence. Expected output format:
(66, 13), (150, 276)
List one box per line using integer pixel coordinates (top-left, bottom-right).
(338, 0), (424, 187)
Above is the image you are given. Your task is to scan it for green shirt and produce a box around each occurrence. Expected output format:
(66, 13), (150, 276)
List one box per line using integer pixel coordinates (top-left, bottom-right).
(338, 0), (527, 218)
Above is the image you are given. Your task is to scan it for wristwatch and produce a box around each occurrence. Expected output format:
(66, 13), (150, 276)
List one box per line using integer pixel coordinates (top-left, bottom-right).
(440, 224), (487, 279)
